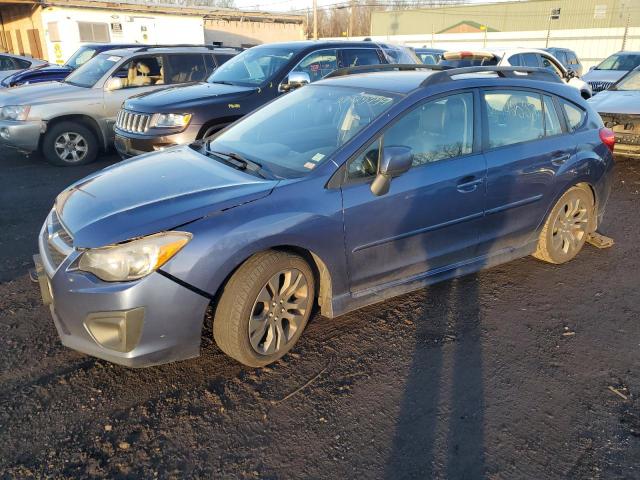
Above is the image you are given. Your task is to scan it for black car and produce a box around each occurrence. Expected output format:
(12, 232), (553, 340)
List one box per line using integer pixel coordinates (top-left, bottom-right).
(543, 47), (583, 77)
(113, 41), (419, 157)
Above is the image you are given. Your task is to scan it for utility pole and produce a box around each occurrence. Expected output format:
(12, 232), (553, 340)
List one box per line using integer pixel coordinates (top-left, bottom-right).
(622, 13), (630, 50)
(349, 0), (355, 38)
(313, 0), (318, 39)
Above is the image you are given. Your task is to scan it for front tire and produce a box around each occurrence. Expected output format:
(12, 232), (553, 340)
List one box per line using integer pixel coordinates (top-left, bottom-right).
(533, 185), (594, 264)
(213, 251), (315, 367)
(42, 121), (98, 166)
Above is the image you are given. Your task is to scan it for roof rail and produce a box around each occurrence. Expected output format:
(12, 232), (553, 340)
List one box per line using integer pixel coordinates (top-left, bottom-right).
(324, 63), (448, 79)
(420, 66), (564, 86)
(324, 64), (564, 86)
(133, 44), (240, 52)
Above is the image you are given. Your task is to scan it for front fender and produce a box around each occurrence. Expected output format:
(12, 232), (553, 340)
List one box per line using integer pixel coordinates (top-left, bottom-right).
(160, 176), (349, 309)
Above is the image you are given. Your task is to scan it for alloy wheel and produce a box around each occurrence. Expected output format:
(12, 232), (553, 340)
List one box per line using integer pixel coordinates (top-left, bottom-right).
(550, 193), (589, 256)
(54, 132), (88, 164)
(248, 268), (310, 356)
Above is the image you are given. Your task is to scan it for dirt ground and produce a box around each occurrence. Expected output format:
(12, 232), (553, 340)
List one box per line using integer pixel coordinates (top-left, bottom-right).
(0, 148), (638, 479)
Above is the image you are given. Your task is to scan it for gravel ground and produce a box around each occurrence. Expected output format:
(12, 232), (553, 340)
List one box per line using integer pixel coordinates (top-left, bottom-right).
(0, 148), (638, 479)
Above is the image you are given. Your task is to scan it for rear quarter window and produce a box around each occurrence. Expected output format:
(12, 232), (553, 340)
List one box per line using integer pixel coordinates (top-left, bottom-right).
(561, 100), (586, 131)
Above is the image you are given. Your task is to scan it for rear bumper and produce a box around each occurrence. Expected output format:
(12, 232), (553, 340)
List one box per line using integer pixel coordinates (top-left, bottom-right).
(613, 143), (640, 158)
(114, 125), (200, 158)
(0, 119), (43, 152)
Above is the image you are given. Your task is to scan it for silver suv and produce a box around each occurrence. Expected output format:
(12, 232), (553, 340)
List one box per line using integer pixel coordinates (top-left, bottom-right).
(0, 45), (236, 165)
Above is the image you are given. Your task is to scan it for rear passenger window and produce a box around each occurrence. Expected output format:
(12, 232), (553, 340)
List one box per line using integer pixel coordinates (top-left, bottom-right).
(484, 90), (544, 148)
(341, 49), (382, 67)
(543, 96), (562, 136)
(167, 54), (208, 83)
(561, 101), (586, 131)
(347, 92), (474, 178)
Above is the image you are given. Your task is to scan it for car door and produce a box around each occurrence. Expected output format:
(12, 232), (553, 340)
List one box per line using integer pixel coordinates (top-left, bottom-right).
(102, 54), (167, 139)
(478, 89), (574, 254)
(341, 91), (486, 292)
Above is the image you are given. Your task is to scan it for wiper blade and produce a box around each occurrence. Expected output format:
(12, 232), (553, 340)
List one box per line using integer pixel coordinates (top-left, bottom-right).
(203, 146), (271, 179)
(210, 80), (236, 86)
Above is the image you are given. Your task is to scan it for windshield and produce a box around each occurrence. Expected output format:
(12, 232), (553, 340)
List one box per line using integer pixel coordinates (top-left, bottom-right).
(64, 53), (122, 88)
(202, 85), (398, 178)
(65, 46), (98, 69)
(613, 68), (640, 90)
(381, 45), (420, 64)
(207, 46), (297, 87)
(596, 53), (640, 71)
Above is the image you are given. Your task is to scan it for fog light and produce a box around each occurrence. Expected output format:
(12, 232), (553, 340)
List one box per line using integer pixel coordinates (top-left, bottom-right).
(84, 308), (144, 353)
(0, 128), (9, 139)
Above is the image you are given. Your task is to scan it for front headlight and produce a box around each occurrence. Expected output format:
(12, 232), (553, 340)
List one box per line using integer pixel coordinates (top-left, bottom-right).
(0, 105), (30, 121)
(77, 232), (191, 282)
(149, 112), (192, 128)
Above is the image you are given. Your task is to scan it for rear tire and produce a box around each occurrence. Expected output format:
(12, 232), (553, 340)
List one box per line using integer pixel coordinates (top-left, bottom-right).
(42, 121), (98, 166)
(533, 185), (594, 264)
(213, 251), (315, 367)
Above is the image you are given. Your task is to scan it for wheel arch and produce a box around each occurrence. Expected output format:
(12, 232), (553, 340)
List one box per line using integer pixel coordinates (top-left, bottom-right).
(196, 115), (243, 140)
(212, 244), (335, 319)
(41, 114), (106, 151)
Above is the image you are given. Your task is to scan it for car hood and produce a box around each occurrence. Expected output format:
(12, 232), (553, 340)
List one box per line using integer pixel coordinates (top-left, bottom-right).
(24, 63), (71, 75)
(56, 146), (278, 248)
(583, 69), (627, 84)
(0, 81), (87, 106)
(124, 82), (257, 113)
(588, 89), (640, 115)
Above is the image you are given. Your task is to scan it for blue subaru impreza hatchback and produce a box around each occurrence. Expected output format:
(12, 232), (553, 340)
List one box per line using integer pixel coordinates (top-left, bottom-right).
(35, 65), (614, 367)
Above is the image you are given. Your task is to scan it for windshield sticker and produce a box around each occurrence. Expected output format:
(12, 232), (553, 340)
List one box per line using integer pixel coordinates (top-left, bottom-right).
(107, 56), (122, 62)
(311, 153), (325, 162)
(304, 162), (316, 170)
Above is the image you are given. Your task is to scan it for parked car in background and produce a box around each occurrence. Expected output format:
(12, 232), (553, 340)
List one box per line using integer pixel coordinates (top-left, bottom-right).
(583, 51), (640, 94)
(1, 43), (139, 88)
(113, 41), (419, 158)
(34, 64), (614, 368)
(543, 47), (583, 77)
(0, 53), (47, 83)
(589, 65), (640, 157)
(413, 47), (445, 65)
(440, 48), (593, 98)
(0, 45), (236, 165)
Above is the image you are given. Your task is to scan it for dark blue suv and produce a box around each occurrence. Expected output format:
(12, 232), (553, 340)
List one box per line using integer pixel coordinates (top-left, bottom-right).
(34, 65), (614, 368)
(0, 43), (139, 88)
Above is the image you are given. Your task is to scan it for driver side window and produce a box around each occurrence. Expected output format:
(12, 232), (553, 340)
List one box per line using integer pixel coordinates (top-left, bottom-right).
(112, 55), (164, 88)
(291, 49), (338, 83)
(347, 92), (475, 180)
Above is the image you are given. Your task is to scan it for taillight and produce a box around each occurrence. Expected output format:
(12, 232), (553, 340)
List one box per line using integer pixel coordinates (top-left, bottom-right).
(599, 127), (615, 152)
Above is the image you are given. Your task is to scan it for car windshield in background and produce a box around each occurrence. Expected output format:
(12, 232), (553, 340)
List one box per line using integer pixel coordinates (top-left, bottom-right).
(596, 53), (640, 71)
(64, 53), (122, 88)
(207, 47), (296, 87)
(612, 69), (640, 90)
(65, 47), (98, 69)
(439, 53), (498, 68)
(201, 85), (398, 178)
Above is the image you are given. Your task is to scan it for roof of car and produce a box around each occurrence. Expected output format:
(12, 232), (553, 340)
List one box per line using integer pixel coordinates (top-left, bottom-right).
(315, 67), (573, 96)
(250, 40), (385, 51)
(96, 45), (232, 56)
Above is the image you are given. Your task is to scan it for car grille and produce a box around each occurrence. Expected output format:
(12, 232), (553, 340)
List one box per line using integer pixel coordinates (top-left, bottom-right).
(116, 109), (151, 133)
(42, 209), (74, 271)
(588, 81), (614, 93)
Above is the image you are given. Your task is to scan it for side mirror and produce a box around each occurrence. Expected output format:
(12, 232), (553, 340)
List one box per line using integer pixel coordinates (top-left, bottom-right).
(105, 77), (124, 91)
(370, 146), (413, 196)
(566, 68), (577, 79)
(279, 71), (310, 92)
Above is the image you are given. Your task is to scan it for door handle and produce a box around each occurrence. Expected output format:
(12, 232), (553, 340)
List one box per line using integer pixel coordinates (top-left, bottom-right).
(551, 153), (571, 166)
(456, 177), (483, 193)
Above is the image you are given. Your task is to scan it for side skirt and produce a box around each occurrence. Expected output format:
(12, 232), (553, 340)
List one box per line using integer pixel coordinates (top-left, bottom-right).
(328, 241), (537, 318)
